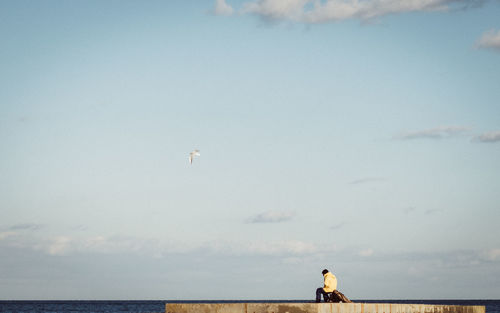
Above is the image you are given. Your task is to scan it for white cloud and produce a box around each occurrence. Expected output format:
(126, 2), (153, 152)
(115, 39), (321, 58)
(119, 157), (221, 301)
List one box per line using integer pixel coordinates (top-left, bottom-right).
(246, 210), (295, 223)
(214, 0), (234, 16)
(243, 0), (310, 21)
(359, 248), (374, 257)
(206, 237), (333, 257)
(5, 228), (498, 268)
(247, 239), (318, 255)
(3, 242), (500, 300)
(394, 125), (470, 140)
(235, 0), (484, 23)
(47, 236), (72, 256)
(21, 234), (180, 257)
(81, 235), (173, 254)
(482, 248), (500, 261)
(0, 232), (16, 240)
(476, 29), (500, 51)
(474, 130), (500, 143)
(83, 235), (117, 252)
(303, 0), (450, 23)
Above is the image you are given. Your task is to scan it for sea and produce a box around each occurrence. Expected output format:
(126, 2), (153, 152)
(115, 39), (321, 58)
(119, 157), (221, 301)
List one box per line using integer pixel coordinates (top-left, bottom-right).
(0, 300), (498, 313)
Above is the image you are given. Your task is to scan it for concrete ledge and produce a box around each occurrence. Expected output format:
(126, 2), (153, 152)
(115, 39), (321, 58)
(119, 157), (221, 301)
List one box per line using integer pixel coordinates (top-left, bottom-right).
(165, 303), (486, 313)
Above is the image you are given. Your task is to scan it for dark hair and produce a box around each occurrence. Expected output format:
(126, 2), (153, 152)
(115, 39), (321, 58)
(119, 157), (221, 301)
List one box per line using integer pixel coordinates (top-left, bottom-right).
(322, 269), (329, 275)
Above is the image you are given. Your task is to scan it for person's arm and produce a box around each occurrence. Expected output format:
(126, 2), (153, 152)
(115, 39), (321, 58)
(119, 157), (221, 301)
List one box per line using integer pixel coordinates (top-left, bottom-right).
(331, 275), (337, 291)
(324, 276), (330, 290)
(324, 275), (337, 291)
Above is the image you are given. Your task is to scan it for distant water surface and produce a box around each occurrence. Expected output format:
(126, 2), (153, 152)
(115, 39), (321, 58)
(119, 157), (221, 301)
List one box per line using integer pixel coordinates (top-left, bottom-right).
(0, 300), (498, 313)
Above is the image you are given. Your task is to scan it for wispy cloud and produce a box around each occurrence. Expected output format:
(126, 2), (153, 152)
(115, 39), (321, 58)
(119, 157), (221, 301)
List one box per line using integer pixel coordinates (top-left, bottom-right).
(330, 222), (346, 230)
(46, 236), (72, 256)
(404, 206), (416, 214)
(0, 232), (16, 240)
(224, 0), (486, 24)
(9, 223), (44, 231)
(246, 210), (295, 223)
(6, 234), (178, 257)
(214, 0), (234, 16)
(3, 230), (500, 272)
(348, 248), (500, 267)
(425, 208), (443, 215)
(246, 240), (318, 255)
(394, 125), (470, 140)
(476, 29), (500, 52)
(242, 0), (309, 21)
(359, 248), (374, 257)
(482, 248), (500, 261)
(473, 130), (500, 143)
(0, 230), (329, 260)
(350, 177), (385, 185)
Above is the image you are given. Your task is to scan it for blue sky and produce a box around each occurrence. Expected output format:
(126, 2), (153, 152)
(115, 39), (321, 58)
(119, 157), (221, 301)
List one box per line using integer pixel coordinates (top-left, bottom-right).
(1, 0), (500, 300)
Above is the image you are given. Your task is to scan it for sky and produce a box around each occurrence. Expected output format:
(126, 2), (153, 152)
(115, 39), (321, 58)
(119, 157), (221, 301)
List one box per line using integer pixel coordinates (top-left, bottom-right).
(0, 0), (500, 301)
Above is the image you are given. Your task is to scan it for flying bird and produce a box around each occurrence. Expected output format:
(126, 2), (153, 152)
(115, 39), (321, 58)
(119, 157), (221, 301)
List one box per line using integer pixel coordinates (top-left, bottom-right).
(189, 149), (200, 164)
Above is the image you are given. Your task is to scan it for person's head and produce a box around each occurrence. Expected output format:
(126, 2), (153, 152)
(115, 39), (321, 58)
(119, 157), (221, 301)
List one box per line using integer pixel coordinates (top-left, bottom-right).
(322, 269), (329, 275)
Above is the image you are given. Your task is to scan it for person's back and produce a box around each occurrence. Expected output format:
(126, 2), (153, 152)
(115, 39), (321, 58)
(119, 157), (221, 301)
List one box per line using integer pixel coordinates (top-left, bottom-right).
(315, 269), (337, 302)
(323, 271), (337, 292)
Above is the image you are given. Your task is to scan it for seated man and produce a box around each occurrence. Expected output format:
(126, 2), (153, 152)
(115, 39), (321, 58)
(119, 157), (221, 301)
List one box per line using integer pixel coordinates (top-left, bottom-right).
(315, 269), (337, 303)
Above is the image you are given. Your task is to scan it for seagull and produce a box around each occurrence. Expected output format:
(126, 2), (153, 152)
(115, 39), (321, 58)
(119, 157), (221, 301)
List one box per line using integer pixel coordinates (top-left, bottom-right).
(189, 149), (200, 164)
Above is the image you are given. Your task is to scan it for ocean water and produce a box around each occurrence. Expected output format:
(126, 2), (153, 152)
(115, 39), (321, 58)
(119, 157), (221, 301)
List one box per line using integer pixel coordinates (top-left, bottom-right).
(0, 300), (498, 313)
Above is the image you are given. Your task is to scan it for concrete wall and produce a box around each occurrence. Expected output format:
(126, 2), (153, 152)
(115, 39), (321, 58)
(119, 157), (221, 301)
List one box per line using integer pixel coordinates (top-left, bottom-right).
(165, 303), (485, 313)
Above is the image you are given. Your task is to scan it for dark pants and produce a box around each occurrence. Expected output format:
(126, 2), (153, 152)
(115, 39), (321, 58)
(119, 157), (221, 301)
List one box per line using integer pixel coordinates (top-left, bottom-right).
(315, 288), (330, 302)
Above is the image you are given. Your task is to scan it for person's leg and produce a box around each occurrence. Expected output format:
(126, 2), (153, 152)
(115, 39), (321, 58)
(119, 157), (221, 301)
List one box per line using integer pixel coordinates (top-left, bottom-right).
(315, 288), (324, 302)
(316, 288), (330, 302)
(323, 291), (331, 302)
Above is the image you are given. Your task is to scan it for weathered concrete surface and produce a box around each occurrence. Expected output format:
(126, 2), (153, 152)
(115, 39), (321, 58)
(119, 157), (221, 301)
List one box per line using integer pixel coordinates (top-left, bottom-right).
(165, 303), (485, 313)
